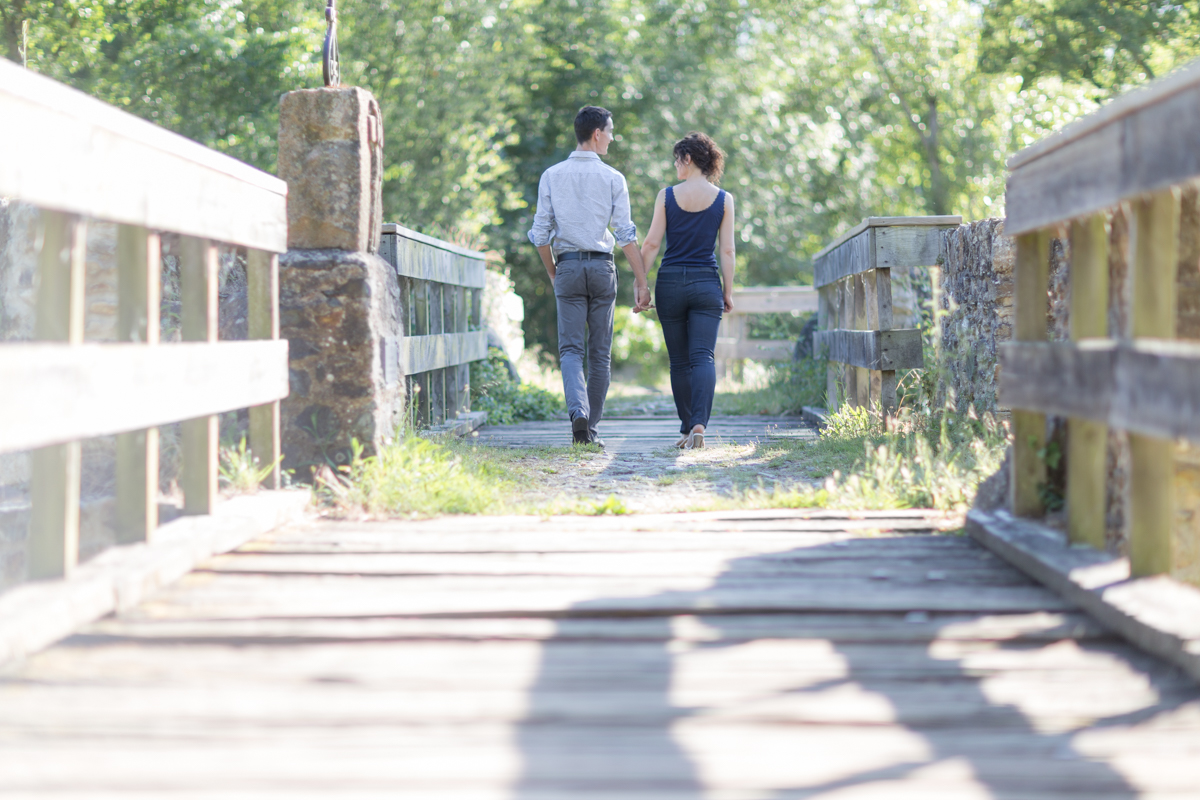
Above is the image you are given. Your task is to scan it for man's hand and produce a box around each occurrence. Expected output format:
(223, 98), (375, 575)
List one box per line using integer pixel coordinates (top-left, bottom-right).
(633, 282), (653, 313)
(536, 244), (556, 284)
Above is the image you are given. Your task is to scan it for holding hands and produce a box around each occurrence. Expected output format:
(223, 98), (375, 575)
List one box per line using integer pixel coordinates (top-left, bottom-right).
(633, 282), (653, 313)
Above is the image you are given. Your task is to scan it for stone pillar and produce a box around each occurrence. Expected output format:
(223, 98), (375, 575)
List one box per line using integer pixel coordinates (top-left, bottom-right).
(277, 87), (403, 473)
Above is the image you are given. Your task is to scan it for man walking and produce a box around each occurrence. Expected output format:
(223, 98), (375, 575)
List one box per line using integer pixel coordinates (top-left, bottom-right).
(528, 106), (650, 445)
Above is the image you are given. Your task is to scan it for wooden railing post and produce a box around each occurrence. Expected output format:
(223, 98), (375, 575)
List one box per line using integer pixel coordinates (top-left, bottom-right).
(1129, 190), (1181, 576)
(28, 211), (86, 579)
(1066, 215), (1109, 549)
(1011, 229), (1050, 517)
(867, 268), (897, 414)
(115, 225), (161, 542)
(180, 237), (219, 515)
(247, 249), (282, 490)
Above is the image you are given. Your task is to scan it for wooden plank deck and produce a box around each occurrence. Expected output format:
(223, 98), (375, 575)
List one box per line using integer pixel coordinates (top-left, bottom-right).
(2, 510), (1199, 797)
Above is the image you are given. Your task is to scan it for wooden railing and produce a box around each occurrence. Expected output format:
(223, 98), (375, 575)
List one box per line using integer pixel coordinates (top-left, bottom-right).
(714, 286), (817, 376)
(812, 216), (960, 413)
(1000, 59), (1200, 577)
(380, 224), (487, 429)
(0, 61), (288, 578)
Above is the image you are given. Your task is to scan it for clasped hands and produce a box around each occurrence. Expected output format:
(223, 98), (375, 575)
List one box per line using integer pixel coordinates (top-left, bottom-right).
(632, 282), (653, 314)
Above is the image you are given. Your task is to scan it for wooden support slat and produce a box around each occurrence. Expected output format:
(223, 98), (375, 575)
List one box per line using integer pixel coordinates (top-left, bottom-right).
(1129, 190), (1180, 576)
(1011, 230), (1050, 518)
(115, 224), (161, 543)
(810, 329), (923, 371)
(0, 60), (287, 252)
(28, 211), (86, 579)
(1066, 215), (1109, 550)
(180, 237), (219, 516)
(247, 249), (282, 490)
(0, 341), (289, 454)
(852, 275), (869, 407)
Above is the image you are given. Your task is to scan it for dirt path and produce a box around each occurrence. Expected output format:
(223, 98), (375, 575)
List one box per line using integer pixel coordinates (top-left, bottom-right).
(470, 414), (824, 513)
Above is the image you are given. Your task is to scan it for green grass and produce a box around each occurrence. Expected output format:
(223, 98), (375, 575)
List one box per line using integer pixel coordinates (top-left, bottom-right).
(711, 358), (827, 416)
(325, 435), (606, 517)
(725, 406), (1008, 512)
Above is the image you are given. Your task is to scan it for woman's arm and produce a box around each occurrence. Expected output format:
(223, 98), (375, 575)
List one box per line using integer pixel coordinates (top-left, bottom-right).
(718, 192), (736, 312)
(636, 189), (668, 312)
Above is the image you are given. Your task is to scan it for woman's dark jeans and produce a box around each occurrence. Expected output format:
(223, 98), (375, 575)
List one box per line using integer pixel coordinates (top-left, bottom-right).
(655, 268), (724, 435)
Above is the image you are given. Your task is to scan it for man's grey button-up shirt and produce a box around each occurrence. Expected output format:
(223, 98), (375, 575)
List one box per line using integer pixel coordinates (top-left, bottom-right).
(527, 150), (638, 257)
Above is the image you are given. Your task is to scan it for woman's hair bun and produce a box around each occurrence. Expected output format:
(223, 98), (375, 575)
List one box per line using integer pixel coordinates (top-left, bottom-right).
(673, 132), (725, 183)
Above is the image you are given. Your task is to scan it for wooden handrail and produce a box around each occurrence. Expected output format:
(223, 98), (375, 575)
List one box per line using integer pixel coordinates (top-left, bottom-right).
(0, 66), (288, 579)
(813, 216), (958, 413)
(0, 60), (287, 252)
(1006, 57), (1200, 236)
(1002, 61), (1200, 581)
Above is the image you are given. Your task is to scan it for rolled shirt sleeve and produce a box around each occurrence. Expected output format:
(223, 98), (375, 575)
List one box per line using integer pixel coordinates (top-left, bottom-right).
(610, 173), (638, 247)
(527, 173), (555, 247)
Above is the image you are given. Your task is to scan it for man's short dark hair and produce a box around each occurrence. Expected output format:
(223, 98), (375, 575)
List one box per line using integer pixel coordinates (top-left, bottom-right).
(574, 106), (612, 144)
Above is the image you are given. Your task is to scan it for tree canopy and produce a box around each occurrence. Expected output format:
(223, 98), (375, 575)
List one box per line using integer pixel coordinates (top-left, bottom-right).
(5, 0), (1197, 359)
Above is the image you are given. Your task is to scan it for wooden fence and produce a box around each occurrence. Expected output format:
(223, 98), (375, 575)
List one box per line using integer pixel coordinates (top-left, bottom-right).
(812, 216), (960, 413)
(380, 224), (487, 429)
(714, 286), (817, 377)
(1000, 60), (1200, 577)
(0, 61), (288, 578)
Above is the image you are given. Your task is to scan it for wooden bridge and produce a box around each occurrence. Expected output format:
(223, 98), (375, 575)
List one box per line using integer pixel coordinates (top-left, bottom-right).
(4, 52), (1200, 799)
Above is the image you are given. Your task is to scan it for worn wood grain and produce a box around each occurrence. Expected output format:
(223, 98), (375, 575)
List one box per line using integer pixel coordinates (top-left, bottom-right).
(4, 506), (1200, 796)
(247, 249), (282, 491)
(0, 341), (288, 454)
(402, 331), (489, 374)
(27, 211), (86, 579)
(812, 328), (923, 371)
(813, 216), (961, 287)
(1011, 230), (1050, 517)
(1006, 61), (1200, 236)
(0, 60), (286, 252)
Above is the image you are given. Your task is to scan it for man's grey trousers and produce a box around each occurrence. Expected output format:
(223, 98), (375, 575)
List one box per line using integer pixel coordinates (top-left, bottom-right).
(554, 257), (617, 441)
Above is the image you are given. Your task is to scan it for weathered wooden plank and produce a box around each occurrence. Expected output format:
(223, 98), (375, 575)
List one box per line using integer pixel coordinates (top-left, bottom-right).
(727, 287), (818, 314)
(0, 60), (286, 252)
(247, 249), (282, 490)
(27, 211), (86, 579)
(1011, 230), (1050, 517)
(0, 341), (289, 454)
(1006, 61), (1200, 236)
(381, 226), (487, 288)
(813, 217), (959, 287)
(115, 224), (160, 543)
(812, 329), (923, 370)
(402, 331), (488, 374)
(1130, 191), (1181, 577)
(180, 236), (219, 516)
(713, 338), (794, 361)
(1067, 215), (1109, 549)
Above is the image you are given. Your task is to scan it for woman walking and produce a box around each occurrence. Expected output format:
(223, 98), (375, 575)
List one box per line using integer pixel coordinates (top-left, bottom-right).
(638, 132), (736, 449)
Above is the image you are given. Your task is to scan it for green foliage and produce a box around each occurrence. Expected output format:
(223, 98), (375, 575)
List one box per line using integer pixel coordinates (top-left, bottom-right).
(746, 312), (812, 342)
(712, 357), (827, 416)
(470, 347), (562, 425)
(750, 409), (1008, 512)
(340, 436), (510, 516)
(821, 405), (882, 441)
(979, 0), (1200, 93)
(218, 436), (280, 494)
(611, 306), (668, 384)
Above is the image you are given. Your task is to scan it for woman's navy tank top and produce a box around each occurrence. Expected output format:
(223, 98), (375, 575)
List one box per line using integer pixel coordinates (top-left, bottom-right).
(659, 185), (726, 272)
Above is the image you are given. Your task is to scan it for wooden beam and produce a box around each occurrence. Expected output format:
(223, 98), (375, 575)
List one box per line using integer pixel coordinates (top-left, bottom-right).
(0, 61), (286, 252)
(727, 288), (819, 314)
(1011, 230), (1050, 518)
(1006, 61), (1200, 236)
(247, 250), (282, 490)
(381, 228), (487, 288)
(402, 331), (489, 375)
(810, 329), (923, 371)
(27, 211), (86, 579)
(1066, 215), (1109, 550)
(0, 341), (289, 455)
(813, 218), (959, 287)
(115, 224), (161, 543)
(1129, 191), (1180, 577)
(180, 238), (219, 516)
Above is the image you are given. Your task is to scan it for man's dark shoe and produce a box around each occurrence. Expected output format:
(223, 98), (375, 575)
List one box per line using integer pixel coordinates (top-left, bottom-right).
(590, 437), (606, 450)
(572, 415), (590, 445)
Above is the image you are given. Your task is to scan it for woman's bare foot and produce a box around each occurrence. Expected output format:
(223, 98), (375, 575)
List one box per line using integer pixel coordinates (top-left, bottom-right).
(687, 425), (706, 449)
